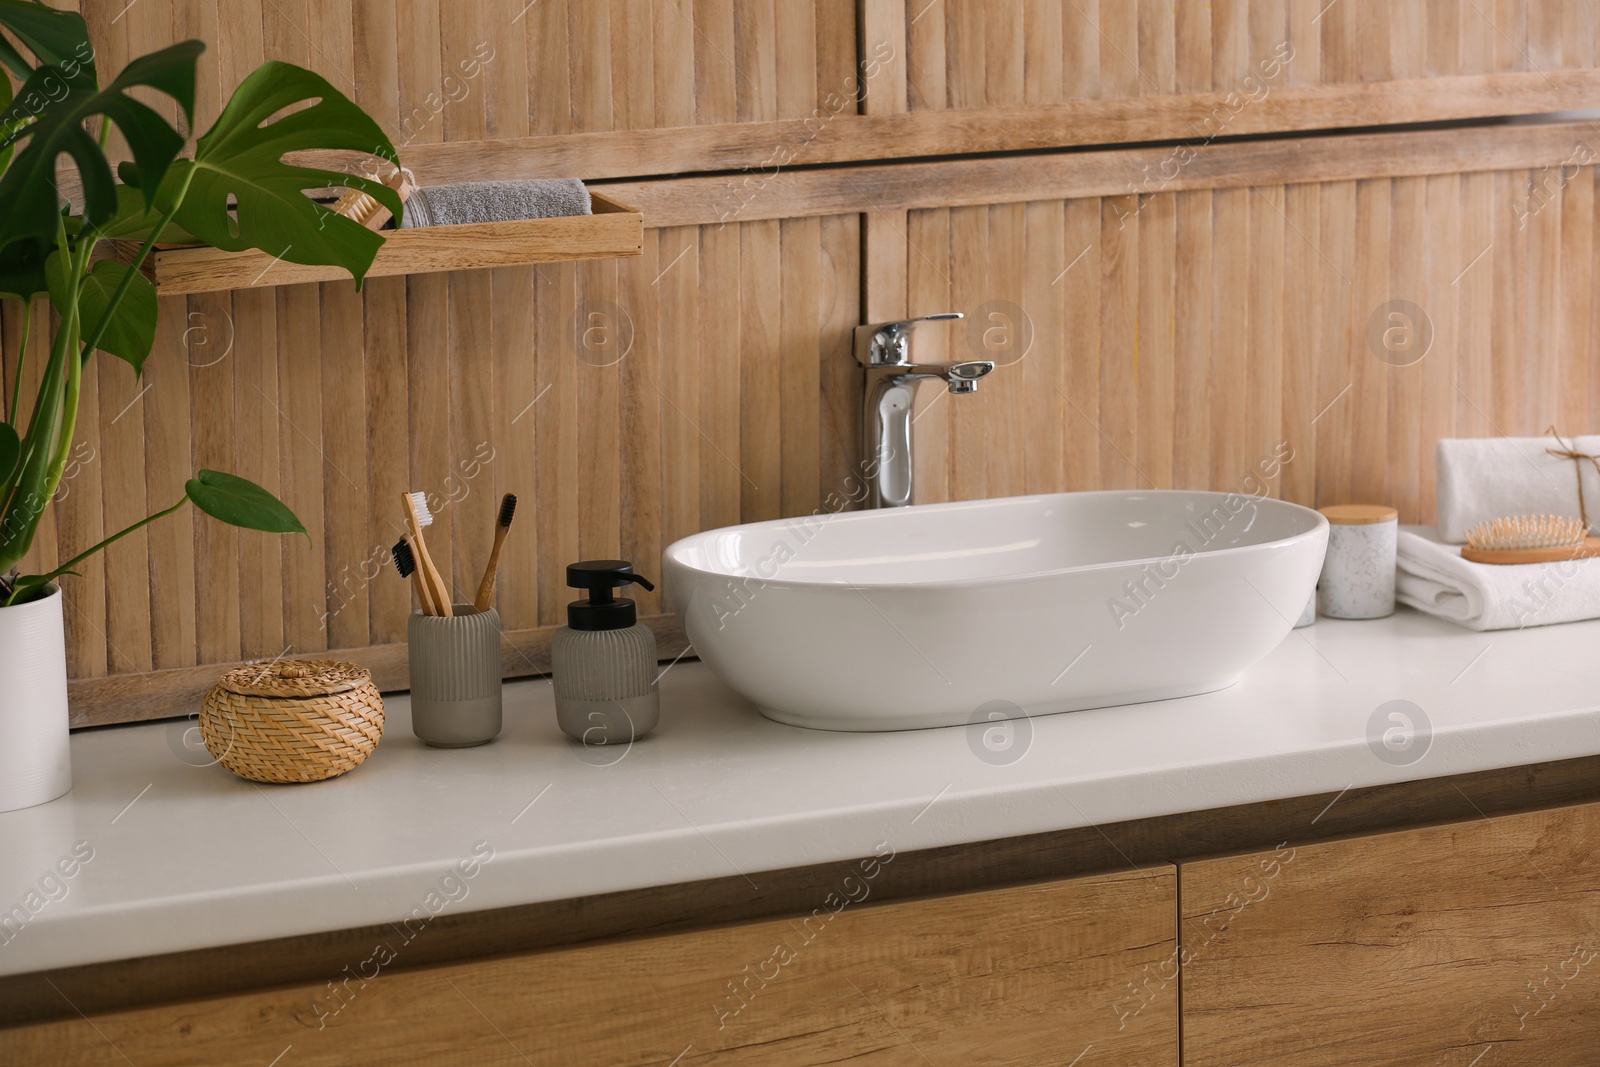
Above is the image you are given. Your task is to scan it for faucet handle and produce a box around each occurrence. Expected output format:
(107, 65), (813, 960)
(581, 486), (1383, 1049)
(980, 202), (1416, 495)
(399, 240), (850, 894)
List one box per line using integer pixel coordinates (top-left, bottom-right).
(885, 312), (963, 327)
(855, 313), (964, 367)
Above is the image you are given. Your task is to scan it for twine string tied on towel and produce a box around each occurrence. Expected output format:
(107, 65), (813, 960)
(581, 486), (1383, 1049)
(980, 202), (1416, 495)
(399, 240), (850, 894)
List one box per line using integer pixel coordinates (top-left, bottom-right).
(1545, 426), (1600, 533)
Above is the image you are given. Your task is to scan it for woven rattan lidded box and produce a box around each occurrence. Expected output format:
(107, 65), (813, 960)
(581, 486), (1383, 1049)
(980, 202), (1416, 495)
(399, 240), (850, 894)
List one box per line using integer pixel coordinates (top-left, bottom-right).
(201, 661), (384, 783)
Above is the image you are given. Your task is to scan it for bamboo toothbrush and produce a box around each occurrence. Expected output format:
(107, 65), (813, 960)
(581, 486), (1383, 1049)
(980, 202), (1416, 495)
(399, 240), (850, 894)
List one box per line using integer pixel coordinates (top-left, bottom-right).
(395, 516), (441, 619)
(473, 494), (517, 614)
(401, 491), (452, 617)
(391, 536), (429, 610)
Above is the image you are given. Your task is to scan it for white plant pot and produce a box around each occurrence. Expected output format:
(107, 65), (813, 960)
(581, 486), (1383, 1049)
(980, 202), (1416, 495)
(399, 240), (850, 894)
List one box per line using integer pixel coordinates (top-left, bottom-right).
(0, 584), (72, 812)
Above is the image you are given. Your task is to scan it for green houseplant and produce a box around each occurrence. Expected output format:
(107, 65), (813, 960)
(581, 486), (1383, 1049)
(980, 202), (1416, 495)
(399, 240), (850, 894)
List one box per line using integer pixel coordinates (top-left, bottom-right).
(0, 1), (403, 812)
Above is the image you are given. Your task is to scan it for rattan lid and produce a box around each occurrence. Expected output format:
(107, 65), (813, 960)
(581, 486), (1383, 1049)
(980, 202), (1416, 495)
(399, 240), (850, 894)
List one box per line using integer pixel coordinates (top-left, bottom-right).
(216, 660), (371, 698)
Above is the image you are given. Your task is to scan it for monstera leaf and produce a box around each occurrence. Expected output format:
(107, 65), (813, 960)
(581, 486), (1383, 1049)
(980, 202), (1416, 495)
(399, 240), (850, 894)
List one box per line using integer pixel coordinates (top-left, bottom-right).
(0, 421), (18, 485)
(0, 42), (11, 174)
(0, 40), (200, 250)
(0, 232), (47, 299)
(0, 0), (93, 83)
(45, 252), (157, 371)
(93, 182), (196, 242)
(169, 61), (400, 288)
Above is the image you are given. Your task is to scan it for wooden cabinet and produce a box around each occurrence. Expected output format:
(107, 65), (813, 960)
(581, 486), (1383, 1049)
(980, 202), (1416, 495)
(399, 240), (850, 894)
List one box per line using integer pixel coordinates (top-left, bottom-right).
(3, 865), (1177, 1066)
(1179, 801), (1600, 1066)
(15, 793), (1600, 1064)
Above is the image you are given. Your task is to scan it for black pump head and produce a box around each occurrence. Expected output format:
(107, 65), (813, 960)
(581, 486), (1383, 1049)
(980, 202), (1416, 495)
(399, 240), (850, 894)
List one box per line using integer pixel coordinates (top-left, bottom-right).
(565, 560), (655, 631)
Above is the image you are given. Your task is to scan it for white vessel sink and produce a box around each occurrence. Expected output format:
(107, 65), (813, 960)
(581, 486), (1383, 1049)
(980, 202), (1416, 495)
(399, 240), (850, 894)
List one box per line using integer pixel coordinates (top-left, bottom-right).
(664, 490), (1328, 731)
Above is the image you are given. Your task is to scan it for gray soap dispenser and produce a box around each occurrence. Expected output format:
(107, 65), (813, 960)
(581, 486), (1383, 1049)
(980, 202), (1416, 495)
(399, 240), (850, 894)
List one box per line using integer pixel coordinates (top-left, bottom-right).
(551, 560), (660, 745)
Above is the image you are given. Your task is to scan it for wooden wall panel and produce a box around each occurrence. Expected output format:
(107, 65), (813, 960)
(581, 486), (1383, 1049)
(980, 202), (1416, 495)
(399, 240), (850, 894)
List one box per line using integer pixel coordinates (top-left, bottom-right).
(79, 0), (858, 148)
(0, 2), (860, 725)
(904, 160), (1600, 521)
(14, 5), (1600, 725)
(904, 0), (1588, 109)
(43, 3), (1598, 200)
(8, 210), (857, 725)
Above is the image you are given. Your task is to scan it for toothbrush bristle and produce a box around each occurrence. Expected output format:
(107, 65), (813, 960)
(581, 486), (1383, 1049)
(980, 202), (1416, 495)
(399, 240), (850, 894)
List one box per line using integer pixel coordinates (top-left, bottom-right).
(409, 490), (434, 526)
(498, 493), (518, 528)
(391, 537), (416, 578)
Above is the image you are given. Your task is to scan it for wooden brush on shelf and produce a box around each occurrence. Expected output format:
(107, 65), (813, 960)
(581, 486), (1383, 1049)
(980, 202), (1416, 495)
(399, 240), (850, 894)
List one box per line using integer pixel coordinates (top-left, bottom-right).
(401, 491), (452, 617)
(473, 494), (517, 614)
(331, 165), (415, 231)
(1461, 515), (1600, 564)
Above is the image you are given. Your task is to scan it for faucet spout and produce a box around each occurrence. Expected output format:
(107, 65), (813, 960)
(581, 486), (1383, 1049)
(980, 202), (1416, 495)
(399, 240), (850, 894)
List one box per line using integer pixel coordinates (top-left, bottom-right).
(928, 360), (995, 394)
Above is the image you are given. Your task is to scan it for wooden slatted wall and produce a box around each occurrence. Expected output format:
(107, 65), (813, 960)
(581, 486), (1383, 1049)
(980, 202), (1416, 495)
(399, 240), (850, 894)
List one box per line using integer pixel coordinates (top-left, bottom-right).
(902, 0), (1598, 110)
(901, 168), (1596, 518)
(2, 216), (859, 722)
(3, 1), (863, 723)
(123, 0), (860, 141)
(5, 1), (1600, 725)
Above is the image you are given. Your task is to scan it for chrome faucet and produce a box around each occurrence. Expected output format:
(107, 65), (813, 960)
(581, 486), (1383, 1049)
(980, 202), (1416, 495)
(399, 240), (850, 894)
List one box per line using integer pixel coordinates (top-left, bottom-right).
(855, 313), (996, 508)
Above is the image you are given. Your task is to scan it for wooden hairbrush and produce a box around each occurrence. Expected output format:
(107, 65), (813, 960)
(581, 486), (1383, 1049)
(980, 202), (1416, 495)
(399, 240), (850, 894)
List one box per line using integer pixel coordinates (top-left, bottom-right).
(1460, 515), (1600, 564)
(331, 165), (415, 231)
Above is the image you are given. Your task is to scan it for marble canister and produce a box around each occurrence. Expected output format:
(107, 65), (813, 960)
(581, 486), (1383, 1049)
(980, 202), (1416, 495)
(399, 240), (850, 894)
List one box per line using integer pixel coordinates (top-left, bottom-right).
(1294, 594), (1316, 628)
(1317, 504), (1399, 619)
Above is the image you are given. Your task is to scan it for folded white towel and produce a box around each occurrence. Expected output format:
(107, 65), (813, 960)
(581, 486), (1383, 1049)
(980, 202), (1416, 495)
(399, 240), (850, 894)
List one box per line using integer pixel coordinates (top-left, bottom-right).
(1436, 435), (1600, 542)
(1395, 525), (1600, 630)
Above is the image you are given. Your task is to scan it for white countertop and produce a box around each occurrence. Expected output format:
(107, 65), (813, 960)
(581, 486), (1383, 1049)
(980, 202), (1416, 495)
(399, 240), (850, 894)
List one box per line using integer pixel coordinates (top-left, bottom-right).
(3, 608), (1600, 978)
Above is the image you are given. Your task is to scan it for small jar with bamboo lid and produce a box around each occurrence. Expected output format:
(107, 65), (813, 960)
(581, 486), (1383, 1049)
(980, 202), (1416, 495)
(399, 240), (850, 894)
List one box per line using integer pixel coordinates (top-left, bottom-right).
(1317, 504), (1399, 619)
(200, 660), (384, 783)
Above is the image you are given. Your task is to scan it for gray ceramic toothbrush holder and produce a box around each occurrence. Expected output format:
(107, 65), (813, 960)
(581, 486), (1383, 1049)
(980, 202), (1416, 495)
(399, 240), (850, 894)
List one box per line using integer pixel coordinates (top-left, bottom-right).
(408, 606), (503, 747)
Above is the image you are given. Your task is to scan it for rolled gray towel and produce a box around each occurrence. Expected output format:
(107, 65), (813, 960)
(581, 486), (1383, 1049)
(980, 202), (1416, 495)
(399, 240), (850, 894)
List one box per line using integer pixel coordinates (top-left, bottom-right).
(401, 178), (592, 228)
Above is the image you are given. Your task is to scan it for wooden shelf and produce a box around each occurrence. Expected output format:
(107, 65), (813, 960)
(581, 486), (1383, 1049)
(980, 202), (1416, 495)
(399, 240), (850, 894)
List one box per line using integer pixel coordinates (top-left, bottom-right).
(117, 192), (642, 295)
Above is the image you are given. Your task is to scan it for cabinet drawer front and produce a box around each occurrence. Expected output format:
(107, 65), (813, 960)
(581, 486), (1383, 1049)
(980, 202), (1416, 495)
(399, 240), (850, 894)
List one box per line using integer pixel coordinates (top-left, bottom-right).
(1180, 801), (1600, 1066)
(3, 865), (1176, 1066)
